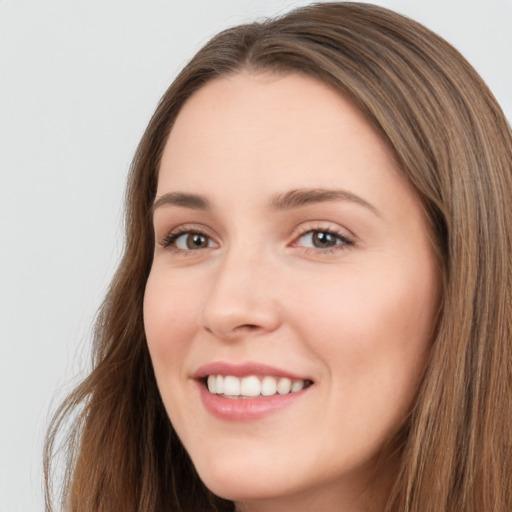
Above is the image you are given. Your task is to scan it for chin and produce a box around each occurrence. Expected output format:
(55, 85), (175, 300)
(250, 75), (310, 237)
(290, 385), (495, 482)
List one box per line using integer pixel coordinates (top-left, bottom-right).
(190, 450), (304, 503)
(201, 473), (302, 505)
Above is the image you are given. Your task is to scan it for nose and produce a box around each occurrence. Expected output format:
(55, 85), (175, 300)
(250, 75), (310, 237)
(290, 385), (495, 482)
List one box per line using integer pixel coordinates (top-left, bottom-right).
(199, 249), (281, 341)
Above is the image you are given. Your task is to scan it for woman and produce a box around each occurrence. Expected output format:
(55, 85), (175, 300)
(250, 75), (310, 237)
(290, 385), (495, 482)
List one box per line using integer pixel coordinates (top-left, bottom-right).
(45, 2), (512, 511)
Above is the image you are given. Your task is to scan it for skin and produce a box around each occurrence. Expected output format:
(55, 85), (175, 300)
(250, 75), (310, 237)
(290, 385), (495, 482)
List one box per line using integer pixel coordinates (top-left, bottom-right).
(144, 72), (441, 512)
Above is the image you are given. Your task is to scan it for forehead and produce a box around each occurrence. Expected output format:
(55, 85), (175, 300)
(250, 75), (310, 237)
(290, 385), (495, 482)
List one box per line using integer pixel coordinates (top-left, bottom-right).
(157, 71), (405, 210)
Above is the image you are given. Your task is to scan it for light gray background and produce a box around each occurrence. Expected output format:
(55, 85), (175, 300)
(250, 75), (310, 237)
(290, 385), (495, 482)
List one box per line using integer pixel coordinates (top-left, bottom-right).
(1, 1), (511, 510)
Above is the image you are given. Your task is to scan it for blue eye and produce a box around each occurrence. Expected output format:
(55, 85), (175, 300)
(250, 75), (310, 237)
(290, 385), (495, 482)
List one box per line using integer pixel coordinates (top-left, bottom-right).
(297, 230), (351, 250)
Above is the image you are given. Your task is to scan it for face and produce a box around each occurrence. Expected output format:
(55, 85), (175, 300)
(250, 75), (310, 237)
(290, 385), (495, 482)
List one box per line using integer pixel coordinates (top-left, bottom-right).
(144, 72), (440, 511)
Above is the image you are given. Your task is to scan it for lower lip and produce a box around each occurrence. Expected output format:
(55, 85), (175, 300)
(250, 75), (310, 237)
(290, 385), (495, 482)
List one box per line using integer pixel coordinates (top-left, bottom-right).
(197, 382), (308, 421)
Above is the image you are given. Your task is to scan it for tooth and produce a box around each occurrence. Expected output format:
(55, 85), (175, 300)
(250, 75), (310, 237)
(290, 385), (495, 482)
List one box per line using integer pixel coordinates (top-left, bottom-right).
(207, 375), (216, 393)
(261, 376), (277, 396)
(277, 377), (292, 395)
(215, 375), (224, 394)
(208, 374), (307, 397)
(240, 376), (261, 396)
(291, 379), (304, 393)
(223, 376), (241, 396)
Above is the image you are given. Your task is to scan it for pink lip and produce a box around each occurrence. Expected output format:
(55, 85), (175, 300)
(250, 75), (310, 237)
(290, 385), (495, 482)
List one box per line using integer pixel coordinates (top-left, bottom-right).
(192, 361), (313, 422)
(197, 383), (309, 421)
(193, 361), (309, 380)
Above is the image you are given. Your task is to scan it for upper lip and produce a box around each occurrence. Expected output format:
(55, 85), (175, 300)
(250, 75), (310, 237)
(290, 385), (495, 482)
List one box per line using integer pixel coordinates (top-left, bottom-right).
(193, 361), (312, 381)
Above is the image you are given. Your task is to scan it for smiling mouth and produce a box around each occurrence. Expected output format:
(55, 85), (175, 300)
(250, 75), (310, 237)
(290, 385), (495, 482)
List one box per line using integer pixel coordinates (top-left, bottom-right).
(205, 374), (313, 398)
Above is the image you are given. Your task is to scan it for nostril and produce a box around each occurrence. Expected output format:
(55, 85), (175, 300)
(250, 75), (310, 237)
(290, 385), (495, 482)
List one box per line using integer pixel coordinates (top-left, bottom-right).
(202, 323), (258, 336)
(200, 299), (281, 339)
(226, 323), (259, 331)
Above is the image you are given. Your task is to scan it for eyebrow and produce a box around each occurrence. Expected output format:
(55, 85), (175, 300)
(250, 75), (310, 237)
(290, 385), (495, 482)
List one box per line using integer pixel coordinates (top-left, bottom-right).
(269, 188), (380, 216)
(151, 187), (379, 216)
(151, 192), (211, 213)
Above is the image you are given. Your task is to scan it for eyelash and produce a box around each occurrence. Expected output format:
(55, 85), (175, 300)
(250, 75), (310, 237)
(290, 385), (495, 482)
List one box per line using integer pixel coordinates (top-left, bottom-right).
(293, 225), (354, 254)
(159, 225), (354, 255)
(160, 226), (213, 252)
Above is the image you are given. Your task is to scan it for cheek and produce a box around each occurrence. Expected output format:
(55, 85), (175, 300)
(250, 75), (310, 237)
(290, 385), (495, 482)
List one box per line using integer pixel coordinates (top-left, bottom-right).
(143, 272), (205, 435)
(298, 265), (437, 403)
(143, 272), (199, 373)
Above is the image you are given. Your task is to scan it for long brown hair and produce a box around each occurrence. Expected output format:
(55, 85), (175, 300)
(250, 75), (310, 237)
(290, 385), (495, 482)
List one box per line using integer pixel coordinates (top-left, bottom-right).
(45, 3), (512, 511)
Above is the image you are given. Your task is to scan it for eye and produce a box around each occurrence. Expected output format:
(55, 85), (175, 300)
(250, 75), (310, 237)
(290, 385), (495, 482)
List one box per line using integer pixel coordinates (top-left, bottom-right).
(162, 230), (217, 251)
(295, 229), (353, 251)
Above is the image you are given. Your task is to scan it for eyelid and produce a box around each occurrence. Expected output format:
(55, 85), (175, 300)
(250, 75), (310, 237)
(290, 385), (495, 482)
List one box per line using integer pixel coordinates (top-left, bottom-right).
(291, 221), (354, 241)
(289, 222), (355, 252)
(157, 221), (355, 254)
(158, 223), (219, 250)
